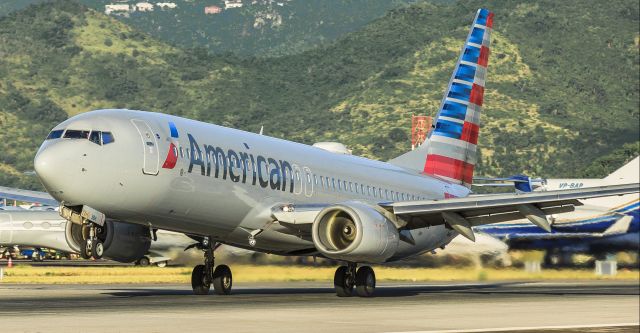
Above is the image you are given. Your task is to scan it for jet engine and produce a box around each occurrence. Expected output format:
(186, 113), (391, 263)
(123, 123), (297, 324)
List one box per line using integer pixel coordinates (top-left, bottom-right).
(311, 201), (399, 263)
(65, 220), (151, 263)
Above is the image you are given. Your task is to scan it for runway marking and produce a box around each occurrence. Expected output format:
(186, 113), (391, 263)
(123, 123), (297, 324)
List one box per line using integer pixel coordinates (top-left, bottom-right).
(385, 322), (640, 333)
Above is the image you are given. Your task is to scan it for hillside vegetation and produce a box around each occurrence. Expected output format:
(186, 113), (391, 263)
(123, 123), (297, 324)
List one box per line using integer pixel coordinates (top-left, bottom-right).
(0, 0), (407, 57)
(0, 0), (638, 190)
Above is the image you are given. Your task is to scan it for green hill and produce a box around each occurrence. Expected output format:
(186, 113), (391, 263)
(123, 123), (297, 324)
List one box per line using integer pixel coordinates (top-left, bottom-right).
(0, 0), (638, 190)
(0, 0), (411, 57)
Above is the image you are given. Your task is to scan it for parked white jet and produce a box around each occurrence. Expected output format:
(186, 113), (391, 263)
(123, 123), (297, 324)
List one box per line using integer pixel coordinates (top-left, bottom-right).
(0, 210), (194, 266)
(32, 9), (639, 297)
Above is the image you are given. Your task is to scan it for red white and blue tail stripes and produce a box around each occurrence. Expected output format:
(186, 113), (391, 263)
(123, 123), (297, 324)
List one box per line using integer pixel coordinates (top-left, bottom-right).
(423, 8), (493, 188)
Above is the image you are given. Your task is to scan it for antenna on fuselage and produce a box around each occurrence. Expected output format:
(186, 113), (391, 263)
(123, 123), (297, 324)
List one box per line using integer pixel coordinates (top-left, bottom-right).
(259, 125), (264, 135)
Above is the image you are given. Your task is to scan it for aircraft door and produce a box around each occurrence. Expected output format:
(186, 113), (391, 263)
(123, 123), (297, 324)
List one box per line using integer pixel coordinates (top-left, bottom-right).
(131, 119), (160, 175)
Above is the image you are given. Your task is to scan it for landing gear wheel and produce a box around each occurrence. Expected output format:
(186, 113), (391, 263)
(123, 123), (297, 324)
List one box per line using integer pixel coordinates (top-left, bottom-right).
(80, 239), (91, 259)
(334, 266), (354, 297)
(191, 264), (211, 295)
(156, 261), (167, 268)
(92, 240), (104, 259)
(355, 266), (376, 297)
(138, 257), (150, 266)
(212, 265), (233, 295)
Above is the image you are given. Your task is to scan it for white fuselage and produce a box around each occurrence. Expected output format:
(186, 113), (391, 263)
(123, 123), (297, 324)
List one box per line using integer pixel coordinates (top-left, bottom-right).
(34, 109), (469, 260)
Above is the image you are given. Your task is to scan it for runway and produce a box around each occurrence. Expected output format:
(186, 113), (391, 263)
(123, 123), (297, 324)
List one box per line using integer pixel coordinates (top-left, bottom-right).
(0, 281), (638, 333)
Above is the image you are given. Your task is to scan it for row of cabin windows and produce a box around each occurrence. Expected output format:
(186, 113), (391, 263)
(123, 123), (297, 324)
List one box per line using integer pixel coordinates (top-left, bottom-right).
(183, 148), (423, 202)
(312, 174), (424, 202)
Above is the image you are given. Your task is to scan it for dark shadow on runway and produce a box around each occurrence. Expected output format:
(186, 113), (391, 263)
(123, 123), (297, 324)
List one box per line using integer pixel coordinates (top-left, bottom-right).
(102, 282), (532, 298)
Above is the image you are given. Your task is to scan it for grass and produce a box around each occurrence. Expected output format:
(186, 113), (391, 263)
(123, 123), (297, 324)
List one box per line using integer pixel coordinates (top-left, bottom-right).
(0, 265), (637, 284)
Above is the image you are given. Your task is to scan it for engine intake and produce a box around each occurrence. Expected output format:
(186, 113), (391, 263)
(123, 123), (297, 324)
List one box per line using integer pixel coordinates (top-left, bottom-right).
(65, 219), (151, 263)
(312, 201), (399, 263)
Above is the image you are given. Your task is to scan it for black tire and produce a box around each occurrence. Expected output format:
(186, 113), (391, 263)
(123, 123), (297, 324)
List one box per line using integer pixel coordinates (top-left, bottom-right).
(212, 265), (233, 295)
(80, 239), (91, 259)
(92, 240), (104, 259)
(191, 264), (210, 295)
(355, 266), (376, 297)
(138, 257), (150, 266)
(334, 266), (353, 297)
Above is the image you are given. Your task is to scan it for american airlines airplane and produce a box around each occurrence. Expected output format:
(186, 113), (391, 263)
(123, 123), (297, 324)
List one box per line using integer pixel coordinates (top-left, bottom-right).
(30, 9), (639, 297)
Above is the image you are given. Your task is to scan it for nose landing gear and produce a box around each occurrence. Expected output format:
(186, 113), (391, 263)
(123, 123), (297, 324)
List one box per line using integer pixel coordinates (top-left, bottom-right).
(333, 263), (376, 297)
(80, 220), (104, 260)
(191, 237), (233, 296)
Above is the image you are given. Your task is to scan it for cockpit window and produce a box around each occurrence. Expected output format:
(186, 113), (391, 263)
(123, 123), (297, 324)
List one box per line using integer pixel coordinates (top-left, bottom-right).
(46, 130), (64, 140)
(48, 128), (114, 145)
(64, 130), (90, 139)
(89, 131), (101, 145)
(102, 132), (114, 145)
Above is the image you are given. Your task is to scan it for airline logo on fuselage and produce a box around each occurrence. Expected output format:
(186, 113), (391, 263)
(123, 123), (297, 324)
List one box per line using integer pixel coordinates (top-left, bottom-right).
(186, 133), (295, 192)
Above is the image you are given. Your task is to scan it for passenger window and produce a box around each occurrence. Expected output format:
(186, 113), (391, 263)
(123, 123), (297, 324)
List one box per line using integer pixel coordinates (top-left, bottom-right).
(354, 183), (359, 194)
(367, 186), (371, 196)
(401, 193), (405, 201)
(332, 178), (336, 191)
(372, 187), (377, 198)
(63, 130), (90, 139)
(385, 189), (389, 200)
(102, 132), (115, 145)
(89, 131), (101, 145)
(46, 130), (64, 140)
(337, 180), (342, 191)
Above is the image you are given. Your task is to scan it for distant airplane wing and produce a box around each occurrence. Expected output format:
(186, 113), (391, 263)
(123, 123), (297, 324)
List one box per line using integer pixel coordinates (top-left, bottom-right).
(0, 186), (58, 206)
(495, 216), (633, 241)
(383, 183), (640, 241)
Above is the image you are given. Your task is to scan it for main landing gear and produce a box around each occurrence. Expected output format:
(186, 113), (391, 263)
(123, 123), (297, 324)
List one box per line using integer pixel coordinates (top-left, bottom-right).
(191, 237), (233, 295)
(80, 220), (104, 260)
(334, 263), (376, 297)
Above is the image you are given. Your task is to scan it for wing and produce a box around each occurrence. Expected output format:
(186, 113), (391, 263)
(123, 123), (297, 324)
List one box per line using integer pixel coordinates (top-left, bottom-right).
(0, 186), (58, 207)
(383, 183), (639, 241)
(268, 183), (638, 243)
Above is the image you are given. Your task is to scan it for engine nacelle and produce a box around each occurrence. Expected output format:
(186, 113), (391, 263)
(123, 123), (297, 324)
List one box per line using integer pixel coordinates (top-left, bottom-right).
(312, 201), (399, 263)
(65, 220), (151, 263)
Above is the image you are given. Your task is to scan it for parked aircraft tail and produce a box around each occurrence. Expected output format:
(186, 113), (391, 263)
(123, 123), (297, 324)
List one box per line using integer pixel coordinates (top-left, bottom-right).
(604, 156), (639, 184)
(390, 8), (493, 189)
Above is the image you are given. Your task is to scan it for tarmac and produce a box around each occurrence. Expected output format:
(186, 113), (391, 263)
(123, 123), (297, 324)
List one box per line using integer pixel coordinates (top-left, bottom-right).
(0, 281), (638, 333)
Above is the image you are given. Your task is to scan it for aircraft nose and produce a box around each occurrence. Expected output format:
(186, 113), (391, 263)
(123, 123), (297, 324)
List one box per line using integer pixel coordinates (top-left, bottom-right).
(34, 143), (77, 200)
(34, 145), (57, 180)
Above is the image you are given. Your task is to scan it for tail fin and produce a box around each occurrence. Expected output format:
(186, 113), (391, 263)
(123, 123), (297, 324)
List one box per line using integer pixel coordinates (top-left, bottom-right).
(421, 8), (493, 188)
(604, 156), (640, 184)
